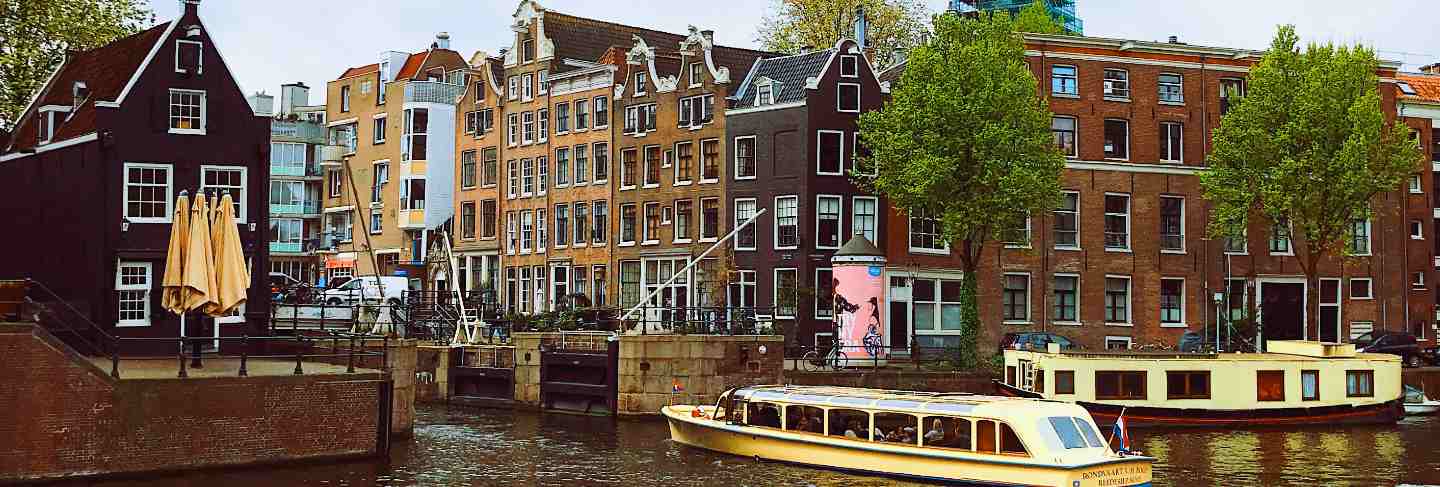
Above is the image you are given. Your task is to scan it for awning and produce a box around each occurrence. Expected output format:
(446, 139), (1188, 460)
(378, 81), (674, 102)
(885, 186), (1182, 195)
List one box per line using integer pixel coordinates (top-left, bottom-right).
(325, 256), (356, 269)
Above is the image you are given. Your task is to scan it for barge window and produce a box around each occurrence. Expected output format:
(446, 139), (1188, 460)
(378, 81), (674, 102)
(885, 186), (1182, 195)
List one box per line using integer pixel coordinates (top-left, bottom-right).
(976, 420), (1027, 455)
(1301, 370), (1320, 401)
(920, 416), (972, 450)
(828, 409), (870, 440)
(1346, 370), (1374, 397)
(1048, 417), (1087, 449)
(1166, 371), (1211, 399)
(746, 402), (782, 428)
(1095, 371), (1147, 400)
(999, 423), (1027, 455)
(1055, 371), (1075, 395)
(873, 413), (918, 445)
(1257, 370), (1286, 402)
(784, 405), (826, 434)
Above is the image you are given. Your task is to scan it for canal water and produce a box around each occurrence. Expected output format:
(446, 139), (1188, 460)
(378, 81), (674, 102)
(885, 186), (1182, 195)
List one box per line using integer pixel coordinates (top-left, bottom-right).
(80, 404), (1440, 486)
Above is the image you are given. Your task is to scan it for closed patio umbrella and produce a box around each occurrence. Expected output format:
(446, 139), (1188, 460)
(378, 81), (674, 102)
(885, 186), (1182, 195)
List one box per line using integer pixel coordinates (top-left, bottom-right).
(207, 193), (249, 316)
(161, 192), (191, 314)
(181, 194), (217, 313)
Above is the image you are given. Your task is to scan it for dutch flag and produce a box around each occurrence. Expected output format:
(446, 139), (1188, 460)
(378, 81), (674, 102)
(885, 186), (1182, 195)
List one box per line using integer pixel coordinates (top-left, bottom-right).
(672, 379), (684, 393)
(1113, 412), (1131, 453)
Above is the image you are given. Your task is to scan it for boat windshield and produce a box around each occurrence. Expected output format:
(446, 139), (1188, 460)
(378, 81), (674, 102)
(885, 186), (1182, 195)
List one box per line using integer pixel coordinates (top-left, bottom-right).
(1048, 416), (1104, 449)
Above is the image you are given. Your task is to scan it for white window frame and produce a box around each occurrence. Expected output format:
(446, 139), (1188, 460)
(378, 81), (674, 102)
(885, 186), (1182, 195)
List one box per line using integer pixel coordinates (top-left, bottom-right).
(1052, 115), (1078, 159)
(774, 268), (799, 319)
(508, 76), (518, 100)
(734, 198), (758, 251)
(619, 203), (637, 246)
(520, 209), (533, 254)
(634, 72), (647, 96)
(507, 113), (518, 146)
(1269, 218), (1294, 256)
(1159, 121), (1183, 163)
(837, 83), (861, 113)
(1350, 278), (1373, 300)
(167, 89), (206, 135)
(122, 162), (173, 223)
(774, 195), (798, 250)
(1054, 191), (1080, 250)
(840, 55), (859, 78)
(1158, 72), (1185, 104)
(1052, 273), (1081, 326)
(174, 39), (203, 74)
(816, 130), (845, 176)
(1104, 274), (1133, 326)
(1224, 229), (1249, 255)
(537, 108), (549, 143)
(689, 62), (703, 88)
(522, 73), (534, 100)
(1160, 277), (1186, 328)
(373, 113), (387, 144)
(1410, 174), (1423, 193)
(1351, 219), (1372, 256)
(1003, 214), (1032, 249)
(672, 199), (692, 244)
(555, 203), (569, 248)
(370, 208), (383, 234)
(1104, 336), (1133, 350)
(115, 261), (153, 327)
(1051, 64), (1078, 96)
(1159, 195), (1185, 254)
(1414, 272), (1426, 290)
(1103, 193), (1131, 252)
(1412, 219), (1425, 240)
(755, 81), (774, 107)
(642, 202), (660, 245)
(700, 197), (720, 242)
(816, 194), (843, 250)
(733, 135), (757, 180)
(1102, 68), (1130, 100)
(536, 208), (547, 253)
(852, 196), (878, 245)
(200, 165), (248, 223)
(1002, 272), (1031, 324)
(908, 209), (949, 255)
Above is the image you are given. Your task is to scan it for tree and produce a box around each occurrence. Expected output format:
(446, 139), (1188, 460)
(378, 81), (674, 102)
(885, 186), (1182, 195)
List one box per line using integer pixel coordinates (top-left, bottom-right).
(756, 0), (929, 69)
(1011, 0), (1067, 35)
(855, 12), (1064, 367)
(0, 0), (153, 130)
(1201, 25), (1421, 344)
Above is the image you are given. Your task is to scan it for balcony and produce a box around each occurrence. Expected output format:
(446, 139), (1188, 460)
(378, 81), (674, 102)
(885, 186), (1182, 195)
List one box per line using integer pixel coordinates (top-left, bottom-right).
(271, 200), (322, 216)
(405, 81), (464, 105)
(271, 120), (326, 142)
(319, 144), (347, 165)
(270, 237), (325, 255)
(271, 160), (322, 178)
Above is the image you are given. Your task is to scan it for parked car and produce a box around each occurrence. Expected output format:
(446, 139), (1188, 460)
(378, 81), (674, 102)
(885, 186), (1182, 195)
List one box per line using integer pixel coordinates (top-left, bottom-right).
(998, 332), (1078, 355)
(267, 272), (314, 304)
(318, 276), (407, 307)
(1353, 331), (1427, 367)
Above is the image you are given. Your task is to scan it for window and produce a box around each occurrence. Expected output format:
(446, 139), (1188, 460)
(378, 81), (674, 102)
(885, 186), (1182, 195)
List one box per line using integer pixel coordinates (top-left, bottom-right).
(1053, 275), (1078, 323)
(734, 136), (756, 179)
(1160, 196), (1184, 252)
(594, 142), (609, 182)
(852, 197), (878, 245)
(555, 204), (569, 247)
(124, 163), (172, 222)
(1412, 219), (1425, 239)
(506, 159), (519, 198)
(168, 89), (205, 134)
(481, 199), (497, 239)
(402, 108), (429, 161)
(474, 79), (486, 102)
(620, 204), (637, 245)
(1052, 116), (1077, 158)
(505, 212), (517, 254)
(522, 111), (535, 144)
(619, 148), (638, 189)
(370, 208), (383, 234)
(574, 144), (589, 185)
(1002, 213), (1030, 248)
(1166, 371), (1210, 399)
(1051, 65), (1077, 95)
(507, 113), (518, 146)
(537, 156), (549, 194)
(1055, 371), (1076, 395)
(1003, 274), (1030, 323)
(175, 39), (202, 74)
(522, 73), (534, 100)
(521, 158), (535, 196)
(1350, 219), (1371, 255)
(1350, 278), (1373, 299)
(1104, 194), (1130, 250)
(592, 201), (608, 244)
(507, 76), (518, 99)
(374, 115), (388, 143)
(756, 82), (774, 106)
(1054, 192), (1079, 249)
(1095, 371), (1146, 400)
(689, 62), (703, 87)
(115, 261), (152, 327)
(910, 278), (965, 339)
(460, 150), (477, 189)
(643, 202), (660, 244)
(1158, 73), (1184, 103)
(574, 98), (591, 131)
(574, 202), (589, 245)
(678, 94), (714, 128)
(200, 166), (247, 222)
(1105, 276), (1131, 324)
(775, 268), (798, 318)
(592, 265), (608, 307)
(1103, 119), (1128, 159)
(522, 38), (535, 63)
(1415, 271), (1427, 289)
(1105, 336), (1132, 350)
(536, 208), (548, 251)
(675, 141), (694, 184)
(1256, 370), (1286, 402)
(701, 198), (720, 240)
(464, 111), (478, 135)
(1302, 370), (1320, 401)
(478, 108), (494, 133)
(837, 83), (860, 112)
(1160, 278), (1184, 326)
(674, 199), (692, 243)
(700, 139), (720, 182)
(537, 108), (549, 142)
(555, 147), (570, 187)
(461, 202), (476, 239)
(619, 261), (641, 307)
(1102, 69), (1129, 99)
(399, 178), (426, 211)
(341, 85), (351, 111)
(816, 195), (842, 248)
(643, 146), (661, 187)
(817, 130), (844, 175)
(1159, 122), (1183, 162)
(1270, 218), (1292, 254)
(1220, 78), (1246, 115)
(909, 208), (946, 253)
(815, 269), (834, 319)
(520, 210), (533, 253)
(538, 70), (549, 94)
(329, 168), (342, 197)
(555, 103), (570, 133)
(634, 72), (647, 95)
(735, 199), (757, 250)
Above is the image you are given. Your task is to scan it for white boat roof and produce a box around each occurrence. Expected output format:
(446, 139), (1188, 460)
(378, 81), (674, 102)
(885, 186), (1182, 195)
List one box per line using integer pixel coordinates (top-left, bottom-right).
(732, 385), (1085, 418)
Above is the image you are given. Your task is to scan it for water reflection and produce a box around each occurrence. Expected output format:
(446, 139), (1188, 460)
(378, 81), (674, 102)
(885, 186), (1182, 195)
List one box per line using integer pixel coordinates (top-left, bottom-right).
(63, 406), (1440, 486)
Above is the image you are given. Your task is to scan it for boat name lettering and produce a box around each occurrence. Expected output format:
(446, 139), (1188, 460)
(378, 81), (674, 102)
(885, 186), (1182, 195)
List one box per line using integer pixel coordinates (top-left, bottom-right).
(1081, 465), (1147, 486)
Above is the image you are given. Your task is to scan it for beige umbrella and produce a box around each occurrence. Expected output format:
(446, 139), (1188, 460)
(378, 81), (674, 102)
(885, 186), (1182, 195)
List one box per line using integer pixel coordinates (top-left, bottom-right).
(161, 192), (192, 314)
(181, 194), (217, 313)
(207, 193), (249, 316)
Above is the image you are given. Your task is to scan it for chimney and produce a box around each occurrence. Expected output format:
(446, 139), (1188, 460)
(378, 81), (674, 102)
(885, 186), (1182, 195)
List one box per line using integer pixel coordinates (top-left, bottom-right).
(436, 32), (451, 50)
(72, 81), (89, 110)
(1422, 63), (1440, 75)
(854, 6), (868, 49)
(180, 0), (200, 16)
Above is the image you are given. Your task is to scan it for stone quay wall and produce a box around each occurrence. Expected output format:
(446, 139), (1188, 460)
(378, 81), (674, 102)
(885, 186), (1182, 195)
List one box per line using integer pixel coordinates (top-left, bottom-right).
(616, 334), (786, 416)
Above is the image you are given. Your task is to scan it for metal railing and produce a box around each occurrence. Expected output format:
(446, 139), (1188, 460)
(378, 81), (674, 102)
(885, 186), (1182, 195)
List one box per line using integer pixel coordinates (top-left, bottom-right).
(784, 343), (967, 372)
(405, 81), (465, 105)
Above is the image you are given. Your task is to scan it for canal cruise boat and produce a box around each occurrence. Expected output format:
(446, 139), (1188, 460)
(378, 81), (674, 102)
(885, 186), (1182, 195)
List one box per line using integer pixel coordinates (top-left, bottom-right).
(996, 340), (1405, 427)
(662, 385), (1154, 487)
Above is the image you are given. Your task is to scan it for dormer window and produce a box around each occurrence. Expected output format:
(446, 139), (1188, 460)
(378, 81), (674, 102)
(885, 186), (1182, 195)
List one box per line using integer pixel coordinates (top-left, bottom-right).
(175, 39), (202, 74)
(72, 81), (89, 109)
(634, 72), (647, 96)
(840, 54), (858, 78)
(689, 63), (703, 87)
(755, 81), (774, 106)
(522, 38), (535, 63)
(36, 106), (70, 145)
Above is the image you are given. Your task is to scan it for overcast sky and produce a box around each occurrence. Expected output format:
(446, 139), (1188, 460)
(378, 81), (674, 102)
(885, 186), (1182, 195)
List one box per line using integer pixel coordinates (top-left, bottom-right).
(150, 0), (1440, 105)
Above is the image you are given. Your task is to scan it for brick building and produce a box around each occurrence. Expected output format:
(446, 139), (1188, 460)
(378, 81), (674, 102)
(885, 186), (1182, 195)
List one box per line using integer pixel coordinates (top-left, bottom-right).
(1397, 68), (1440, 343)
(451, 54), (505, 297)
(878, 33), (1431, 352)
(725, 39), (889, 347)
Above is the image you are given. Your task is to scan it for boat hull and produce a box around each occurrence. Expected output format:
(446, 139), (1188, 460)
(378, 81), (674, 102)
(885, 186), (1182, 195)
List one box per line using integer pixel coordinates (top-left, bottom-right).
(995, 380), (1405, 427)
(662, 405), (1152, 487)
(1404, 402), (1440, 415)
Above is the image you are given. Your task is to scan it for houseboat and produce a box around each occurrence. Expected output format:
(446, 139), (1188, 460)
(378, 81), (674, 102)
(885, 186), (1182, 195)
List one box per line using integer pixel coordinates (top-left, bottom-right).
(662, 385), (1154, 487)
(996, 340), (1404, 427)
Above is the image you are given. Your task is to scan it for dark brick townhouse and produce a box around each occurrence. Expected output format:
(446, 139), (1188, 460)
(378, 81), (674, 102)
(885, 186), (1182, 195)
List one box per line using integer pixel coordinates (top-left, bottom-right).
(725, 39), (888, 347)
(0, 0), (271, 349)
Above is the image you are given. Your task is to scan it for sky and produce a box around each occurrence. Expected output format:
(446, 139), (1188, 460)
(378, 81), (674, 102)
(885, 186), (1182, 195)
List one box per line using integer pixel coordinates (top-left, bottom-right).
(147, 0), (1440, 106)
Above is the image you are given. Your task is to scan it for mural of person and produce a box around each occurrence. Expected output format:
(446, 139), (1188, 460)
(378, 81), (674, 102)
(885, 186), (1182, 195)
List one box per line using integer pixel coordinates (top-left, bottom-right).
(833, 278), (860, 350)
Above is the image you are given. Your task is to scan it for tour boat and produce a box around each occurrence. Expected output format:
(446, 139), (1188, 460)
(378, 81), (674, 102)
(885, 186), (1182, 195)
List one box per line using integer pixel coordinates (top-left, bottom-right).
(1404, 385), (1440, 416)
(995, 340), (1404, 427)
(661, 385), (1154, 487)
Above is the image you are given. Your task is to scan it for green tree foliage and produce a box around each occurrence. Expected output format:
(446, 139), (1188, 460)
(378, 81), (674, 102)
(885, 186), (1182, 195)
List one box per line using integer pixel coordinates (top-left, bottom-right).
(756, 0), (929, 69)
(0, 0), (153, 130)
(855, 12), (1064, 366)
(1202, 25), (1421, 339)
(1011, 0), (1066, 35)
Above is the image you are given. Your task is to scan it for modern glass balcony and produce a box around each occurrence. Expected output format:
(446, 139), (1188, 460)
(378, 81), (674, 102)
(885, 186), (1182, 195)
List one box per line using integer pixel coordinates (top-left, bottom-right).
(270, 200), (322, 216)
(269, 241), (303, 253)
(271, 120), (327, 142)
(405, 81), (464, 105)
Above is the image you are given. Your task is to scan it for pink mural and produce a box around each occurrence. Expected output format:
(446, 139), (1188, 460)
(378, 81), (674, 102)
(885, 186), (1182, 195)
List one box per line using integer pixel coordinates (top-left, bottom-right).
(833, 264), (886, 359)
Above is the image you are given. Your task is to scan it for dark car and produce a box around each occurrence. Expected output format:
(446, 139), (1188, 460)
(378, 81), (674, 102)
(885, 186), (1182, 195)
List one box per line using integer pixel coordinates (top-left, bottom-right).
(998, 332), (1078, 355)
(1353, 331), (1427, 367)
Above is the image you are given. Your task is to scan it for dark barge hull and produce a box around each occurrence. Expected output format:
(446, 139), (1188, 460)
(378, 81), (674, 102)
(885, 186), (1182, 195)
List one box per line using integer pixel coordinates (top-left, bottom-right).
(993, 380), (1405, 427)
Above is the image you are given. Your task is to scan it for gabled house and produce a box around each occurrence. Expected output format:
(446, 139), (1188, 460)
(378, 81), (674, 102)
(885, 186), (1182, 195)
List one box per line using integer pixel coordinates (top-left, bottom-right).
(0, 0), (270, 350)
(725, 39), (888, 348)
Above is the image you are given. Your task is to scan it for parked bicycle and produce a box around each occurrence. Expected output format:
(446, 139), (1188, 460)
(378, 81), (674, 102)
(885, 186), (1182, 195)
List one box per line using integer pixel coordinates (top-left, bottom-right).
(801, 345), (848, 372)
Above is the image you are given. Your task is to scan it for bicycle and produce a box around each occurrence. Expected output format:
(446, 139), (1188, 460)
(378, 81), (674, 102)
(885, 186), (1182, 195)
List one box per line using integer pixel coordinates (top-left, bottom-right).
(801, 344), (848, 372)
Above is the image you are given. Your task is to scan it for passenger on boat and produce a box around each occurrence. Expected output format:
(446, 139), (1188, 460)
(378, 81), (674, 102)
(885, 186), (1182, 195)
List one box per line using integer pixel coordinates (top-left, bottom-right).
(924, 419), (945, 444)
(844, 419), (863, 439)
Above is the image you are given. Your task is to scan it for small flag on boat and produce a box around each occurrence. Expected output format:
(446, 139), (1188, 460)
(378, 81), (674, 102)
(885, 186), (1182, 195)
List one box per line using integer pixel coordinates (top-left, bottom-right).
(1114, 412), (1131, 453)
(672, 379), (684, 393)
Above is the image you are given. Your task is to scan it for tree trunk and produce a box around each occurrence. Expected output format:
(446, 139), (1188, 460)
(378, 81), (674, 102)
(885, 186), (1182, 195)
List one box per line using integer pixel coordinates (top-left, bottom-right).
(958, 267), (980, 369)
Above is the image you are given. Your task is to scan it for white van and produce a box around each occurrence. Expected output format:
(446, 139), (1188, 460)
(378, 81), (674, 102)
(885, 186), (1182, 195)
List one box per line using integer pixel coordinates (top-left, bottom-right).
(319, 276), (408, 306)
